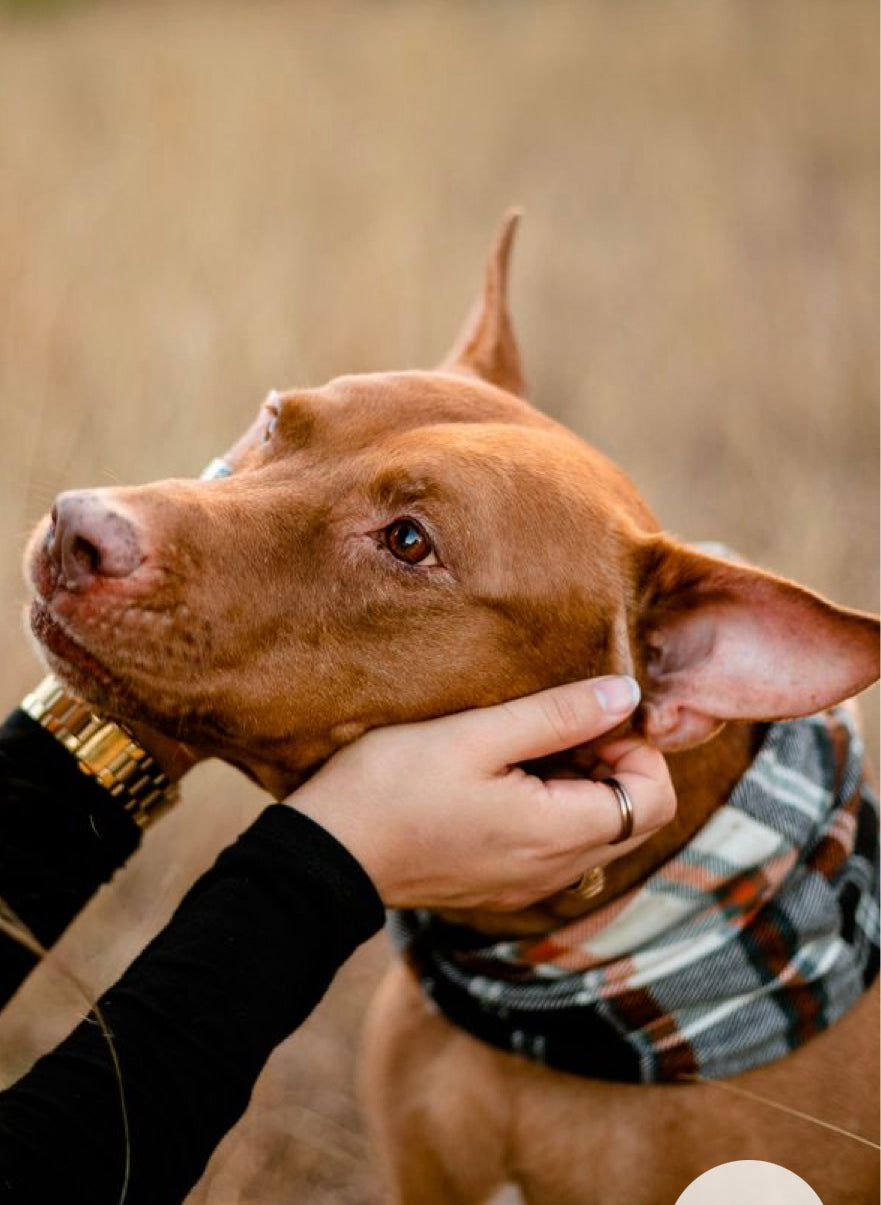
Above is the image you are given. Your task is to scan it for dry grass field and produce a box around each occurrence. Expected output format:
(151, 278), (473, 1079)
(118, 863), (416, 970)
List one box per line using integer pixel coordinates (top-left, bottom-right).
(0, 1), (877, 1201)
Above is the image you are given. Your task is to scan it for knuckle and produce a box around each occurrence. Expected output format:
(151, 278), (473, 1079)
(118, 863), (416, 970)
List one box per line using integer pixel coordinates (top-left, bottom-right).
(541, 692), (582, 746)
(662, 785), (678, 823)
(650, 779), (678, 828)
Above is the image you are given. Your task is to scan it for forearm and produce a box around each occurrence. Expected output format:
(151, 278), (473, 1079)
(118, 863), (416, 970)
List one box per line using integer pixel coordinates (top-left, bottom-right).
(0, 804), (384, 1205)
(0, 709), (141, 1001)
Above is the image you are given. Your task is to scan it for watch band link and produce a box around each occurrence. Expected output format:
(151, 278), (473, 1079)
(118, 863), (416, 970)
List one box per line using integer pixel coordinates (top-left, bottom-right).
(21, 675), (179, 830)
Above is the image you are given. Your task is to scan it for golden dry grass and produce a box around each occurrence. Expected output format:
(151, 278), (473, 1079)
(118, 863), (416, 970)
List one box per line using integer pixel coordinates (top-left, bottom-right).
(0, 1), (877, 1201)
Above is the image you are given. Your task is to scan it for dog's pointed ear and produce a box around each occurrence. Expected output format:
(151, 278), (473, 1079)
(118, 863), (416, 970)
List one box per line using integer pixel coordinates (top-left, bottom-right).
(633, 536), (880, 750)
(441, 208), (525, 396)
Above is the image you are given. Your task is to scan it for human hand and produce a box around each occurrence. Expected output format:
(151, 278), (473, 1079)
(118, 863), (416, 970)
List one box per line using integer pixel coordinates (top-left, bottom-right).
(289, 676), (676, 910)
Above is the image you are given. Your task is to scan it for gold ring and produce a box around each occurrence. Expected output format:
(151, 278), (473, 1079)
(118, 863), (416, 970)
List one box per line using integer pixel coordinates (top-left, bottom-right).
(605, 776), (635, 845)
(565, 866), (605, 901)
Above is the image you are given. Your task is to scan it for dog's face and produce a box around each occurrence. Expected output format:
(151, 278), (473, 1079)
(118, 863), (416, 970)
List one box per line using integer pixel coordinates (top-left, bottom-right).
(25, 214), (879, 796)
(25, 370), (653, 792)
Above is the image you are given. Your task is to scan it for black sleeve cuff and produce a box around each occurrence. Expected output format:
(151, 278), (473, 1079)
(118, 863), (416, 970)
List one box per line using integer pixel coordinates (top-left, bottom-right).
(0, 709), (141, 996)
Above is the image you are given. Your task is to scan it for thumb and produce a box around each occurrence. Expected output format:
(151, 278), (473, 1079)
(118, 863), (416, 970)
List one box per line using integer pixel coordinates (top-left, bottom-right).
(465, 676), (641, 768)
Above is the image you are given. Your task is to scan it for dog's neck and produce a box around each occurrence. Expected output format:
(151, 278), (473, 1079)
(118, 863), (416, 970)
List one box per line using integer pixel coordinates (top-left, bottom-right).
(438, 719), (767, 938)
(601, 720), (768, 898)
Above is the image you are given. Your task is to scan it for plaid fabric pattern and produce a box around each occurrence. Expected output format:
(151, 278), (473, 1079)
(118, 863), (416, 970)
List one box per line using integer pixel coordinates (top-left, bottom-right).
(390, 708), (879, 1083)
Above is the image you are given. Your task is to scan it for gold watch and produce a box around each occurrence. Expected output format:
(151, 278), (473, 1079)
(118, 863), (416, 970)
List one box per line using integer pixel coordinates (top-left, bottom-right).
(21, 675), (179, 830)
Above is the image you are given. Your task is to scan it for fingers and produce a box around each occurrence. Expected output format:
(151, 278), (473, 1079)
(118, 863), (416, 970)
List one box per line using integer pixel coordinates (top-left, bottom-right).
(464, 676), (641, 767)
(593, 736), (669, 783)
(543, 750), (676, 847)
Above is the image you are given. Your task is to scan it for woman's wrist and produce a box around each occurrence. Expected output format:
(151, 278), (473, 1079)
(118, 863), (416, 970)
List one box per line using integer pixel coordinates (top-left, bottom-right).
(20, 675), (195, 828)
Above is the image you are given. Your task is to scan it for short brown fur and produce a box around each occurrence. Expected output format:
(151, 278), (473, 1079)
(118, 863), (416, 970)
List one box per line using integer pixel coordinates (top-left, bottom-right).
(25, 215), (880, 1202)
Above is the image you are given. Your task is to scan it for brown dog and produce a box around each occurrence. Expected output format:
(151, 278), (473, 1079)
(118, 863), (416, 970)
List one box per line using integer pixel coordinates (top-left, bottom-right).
(26, 214), (879, 1203)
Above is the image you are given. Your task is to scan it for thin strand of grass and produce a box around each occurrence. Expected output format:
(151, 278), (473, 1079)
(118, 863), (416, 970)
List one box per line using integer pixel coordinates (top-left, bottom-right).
(0, 904), (132, 1204)
(679, 1072), (881, 1151)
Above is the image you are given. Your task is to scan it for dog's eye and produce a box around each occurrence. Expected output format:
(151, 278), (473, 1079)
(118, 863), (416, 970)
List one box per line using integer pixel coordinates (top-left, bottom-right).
(383, 519), (438, 566)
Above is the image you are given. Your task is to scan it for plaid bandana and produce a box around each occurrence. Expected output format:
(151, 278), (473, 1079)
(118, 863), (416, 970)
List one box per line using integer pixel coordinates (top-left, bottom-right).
(390, 708), (879, 1084)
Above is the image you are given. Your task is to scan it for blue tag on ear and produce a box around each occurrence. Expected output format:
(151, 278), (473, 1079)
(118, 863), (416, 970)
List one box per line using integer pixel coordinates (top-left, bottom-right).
(200, 457), (233, 480)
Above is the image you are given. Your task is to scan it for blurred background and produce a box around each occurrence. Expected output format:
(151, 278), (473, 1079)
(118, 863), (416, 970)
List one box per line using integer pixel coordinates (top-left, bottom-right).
(0, 1), (877, 1201)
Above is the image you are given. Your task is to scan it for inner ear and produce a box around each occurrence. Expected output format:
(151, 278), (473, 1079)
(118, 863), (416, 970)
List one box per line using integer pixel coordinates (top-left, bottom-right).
(633, 536), (880, 751)
(440, 208), (525, 397)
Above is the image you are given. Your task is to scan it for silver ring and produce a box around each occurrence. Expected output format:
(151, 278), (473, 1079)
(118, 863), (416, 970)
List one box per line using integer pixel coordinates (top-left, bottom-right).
(605, 776), (635, 845)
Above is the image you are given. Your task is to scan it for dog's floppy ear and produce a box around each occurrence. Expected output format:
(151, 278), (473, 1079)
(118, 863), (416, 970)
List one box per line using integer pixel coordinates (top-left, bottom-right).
(441, 208), (525, 396)
(633, 536), (880, 751)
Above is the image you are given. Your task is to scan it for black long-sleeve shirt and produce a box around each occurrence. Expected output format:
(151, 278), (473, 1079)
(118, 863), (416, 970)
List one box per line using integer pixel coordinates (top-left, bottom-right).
(0, 710), (385, 1204)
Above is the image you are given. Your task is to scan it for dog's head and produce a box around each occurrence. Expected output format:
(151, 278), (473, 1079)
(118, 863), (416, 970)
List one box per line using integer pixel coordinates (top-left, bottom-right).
(25, 214), (879, 796)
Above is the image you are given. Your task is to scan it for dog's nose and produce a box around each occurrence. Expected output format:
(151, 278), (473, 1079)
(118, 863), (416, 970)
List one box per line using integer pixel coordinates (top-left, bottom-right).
(48, 490), (142, 590)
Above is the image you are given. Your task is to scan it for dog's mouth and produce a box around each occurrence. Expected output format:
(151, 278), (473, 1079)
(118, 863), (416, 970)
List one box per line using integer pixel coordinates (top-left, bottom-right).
(29, 598), (126, 698)
(28, 596), (256, 752)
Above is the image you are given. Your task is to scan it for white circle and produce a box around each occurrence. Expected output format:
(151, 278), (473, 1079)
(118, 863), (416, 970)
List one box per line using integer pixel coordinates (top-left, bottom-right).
(675, 1160), (823, 1205)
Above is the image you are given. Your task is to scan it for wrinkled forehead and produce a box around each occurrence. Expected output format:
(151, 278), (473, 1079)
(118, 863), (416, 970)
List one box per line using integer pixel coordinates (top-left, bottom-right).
(367, 421), (582, 501)
(226, 368), (656, 541)
(276, 369), (552, 444)
(319, 382), (655, 524)
(266, 374), (599, 507)
(368, 423), (647, 604)
(223, 367), (555, 481)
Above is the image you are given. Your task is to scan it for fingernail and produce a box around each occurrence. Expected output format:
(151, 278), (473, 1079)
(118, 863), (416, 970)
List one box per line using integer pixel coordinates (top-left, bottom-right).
(593, 675), (641, 713)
